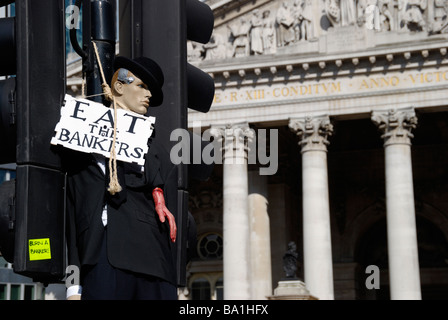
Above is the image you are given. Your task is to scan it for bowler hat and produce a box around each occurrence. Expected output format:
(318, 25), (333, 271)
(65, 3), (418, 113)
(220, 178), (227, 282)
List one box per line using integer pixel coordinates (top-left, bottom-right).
(114, 56), (164, 107)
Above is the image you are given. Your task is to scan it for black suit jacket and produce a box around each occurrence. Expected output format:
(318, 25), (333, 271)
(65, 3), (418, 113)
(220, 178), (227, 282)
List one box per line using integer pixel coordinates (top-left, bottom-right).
(64, 138), (178, 285)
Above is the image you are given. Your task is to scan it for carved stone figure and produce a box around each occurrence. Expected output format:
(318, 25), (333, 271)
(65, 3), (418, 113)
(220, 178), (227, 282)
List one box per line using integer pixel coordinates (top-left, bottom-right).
(365, 0), (381, 30)
(357, 0), (368, 26)
(302, 0), (316, 41)
(398, 0), (409, 30)
(292, 0), (304, 42)
(276, 1), (296, 46)
(403, 0), (427, 31)
(228, 18), (251, 57)
(187, 41), (204, 62)
(379, 1), (394, 31)
(290, 0), (315, 42)
(262, 10), (276, 54)
(250, 9), (264, 55)
(430, 0), (448, 33)
(203, 33), (228, 60)
(341, 0), (358, 26)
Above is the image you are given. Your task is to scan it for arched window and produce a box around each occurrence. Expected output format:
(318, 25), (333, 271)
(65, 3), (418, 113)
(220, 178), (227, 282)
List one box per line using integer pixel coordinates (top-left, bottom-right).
(189, 275), (223, 300)
(191, 278), (211, 300)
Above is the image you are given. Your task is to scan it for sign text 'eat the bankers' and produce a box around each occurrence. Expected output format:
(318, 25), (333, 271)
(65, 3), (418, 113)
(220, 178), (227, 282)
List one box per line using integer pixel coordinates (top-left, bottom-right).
(51, 95), (155, 166)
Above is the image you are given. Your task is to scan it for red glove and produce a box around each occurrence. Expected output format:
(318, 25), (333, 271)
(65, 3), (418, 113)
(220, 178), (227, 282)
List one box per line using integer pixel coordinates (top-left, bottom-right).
(152, 187), (177, 243)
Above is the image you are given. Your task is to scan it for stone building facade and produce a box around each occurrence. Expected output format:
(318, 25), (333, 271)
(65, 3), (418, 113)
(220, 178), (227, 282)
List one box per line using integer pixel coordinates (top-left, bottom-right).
(184, 0), (448, 300)
(65, 0), (448, 300)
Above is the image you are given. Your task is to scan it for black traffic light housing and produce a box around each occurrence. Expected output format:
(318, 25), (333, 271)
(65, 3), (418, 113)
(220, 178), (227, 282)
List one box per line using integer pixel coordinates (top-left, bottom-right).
(119, 0), (215, 286)
(0, 0), (66, 283)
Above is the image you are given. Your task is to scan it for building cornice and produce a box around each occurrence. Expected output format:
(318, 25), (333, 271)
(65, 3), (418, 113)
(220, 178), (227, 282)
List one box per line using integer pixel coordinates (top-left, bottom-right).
(195, 36), (448, 86)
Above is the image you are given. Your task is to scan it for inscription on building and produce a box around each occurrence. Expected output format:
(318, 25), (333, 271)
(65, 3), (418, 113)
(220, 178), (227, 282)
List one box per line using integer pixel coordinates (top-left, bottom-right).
(212, 68), (448, 106)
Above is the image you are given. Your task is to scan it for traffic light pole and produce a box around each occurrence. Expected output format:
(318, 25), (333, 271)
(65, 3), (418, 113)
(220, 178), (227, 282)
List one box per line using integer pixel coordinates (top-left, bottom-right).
(119, 0), (215, 287)
(83, 0), (116, 105)
(120, 0), (189, 287)
(70, 0), (116, 105)
(11, 0), (66, 282)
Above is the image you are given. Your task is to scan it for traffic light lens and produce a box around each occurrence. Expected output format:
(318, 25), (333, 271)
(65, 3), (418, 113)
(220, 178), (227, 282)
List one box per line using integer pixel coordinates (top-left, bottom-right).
(0, 78), (16, 164)
(0, 17), (16, 76)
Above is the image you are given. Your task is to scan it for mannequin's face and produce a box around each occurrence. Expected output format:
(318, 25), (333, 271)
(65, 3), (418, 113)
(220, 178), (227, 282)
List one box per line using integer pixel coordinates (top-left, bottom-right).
(113, 71), (152, 115)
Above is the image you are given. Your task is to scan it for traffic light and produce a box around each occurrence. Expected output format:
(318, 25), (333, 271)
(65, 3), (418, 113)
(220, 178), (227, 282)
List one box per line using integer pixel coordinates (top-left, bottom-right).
(0, 0), (66, 283)
(119, 0), (215, 286)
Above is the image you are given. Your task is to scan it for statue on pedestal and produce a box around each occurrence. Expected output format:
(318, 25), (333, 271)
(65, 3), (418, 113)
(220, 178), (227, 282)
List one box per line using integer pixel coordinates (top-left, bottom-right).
(282, 241), (300, 279)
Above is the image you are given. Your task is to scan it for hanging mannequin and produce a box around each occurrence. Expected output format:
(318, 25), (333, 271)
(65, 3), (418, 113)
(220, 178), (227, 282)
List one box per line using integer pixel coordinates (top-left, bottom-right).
(65, 56), (178, 300)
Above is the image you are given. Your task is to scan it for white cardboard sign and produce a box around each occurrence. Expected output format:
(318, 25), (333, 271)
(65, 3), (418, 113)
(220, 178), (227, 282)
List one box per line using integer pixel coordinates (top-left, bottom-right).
(51, 95), (155, 165)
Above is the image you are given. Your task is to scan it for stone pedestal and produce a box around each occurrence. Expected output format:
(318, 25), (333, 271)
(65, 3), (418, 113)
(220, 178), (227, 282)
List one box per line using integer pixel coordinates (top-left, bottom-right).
(268, 280), (318, 300)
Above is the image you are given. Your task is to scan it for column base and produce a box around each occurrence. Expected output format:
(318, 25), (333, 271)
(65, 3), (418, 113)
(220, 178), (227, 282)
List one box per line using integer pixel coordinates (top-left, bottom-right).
(267, 280), (318, 300)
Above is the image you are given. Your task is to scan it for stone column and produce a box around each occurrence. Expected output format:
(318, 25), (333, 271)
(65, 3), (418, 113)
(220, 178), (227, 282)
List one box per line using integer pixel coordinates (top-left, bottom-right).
(371, 107), (421, 300)
(289, 115), (335, 300)
(210, 123), (254, 300)
(248, 172), (272, 300)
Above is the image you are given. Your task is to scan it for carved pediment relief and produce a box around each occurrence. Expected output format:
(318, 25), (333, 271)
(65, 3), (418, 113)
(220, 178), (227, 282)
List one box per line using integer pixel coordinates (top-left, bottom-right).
(191, 0), (448, 62)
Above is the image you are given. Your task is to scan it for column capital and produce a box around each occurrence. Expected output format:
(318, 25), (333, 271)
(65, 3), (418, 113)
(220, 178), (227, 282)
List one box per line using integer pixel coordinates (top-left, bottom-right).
(371, 107), (418, 146)
(209, 122), (255, 161)
(289, 115), (333, 153)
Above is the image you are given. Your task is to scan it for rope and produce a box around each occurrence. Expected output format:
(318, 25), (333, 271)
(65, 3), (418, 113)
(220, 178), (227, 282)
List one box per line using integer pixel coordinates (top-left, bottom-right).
(91, 41), (122, 195)
(81, 72), (86, 98)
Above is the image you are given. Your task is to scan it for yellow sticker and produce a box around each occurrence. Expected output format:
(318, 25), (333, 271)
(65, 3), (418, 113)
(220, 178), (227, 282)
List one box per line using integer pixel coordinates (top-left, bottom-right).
(28, 238), (51, 261)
